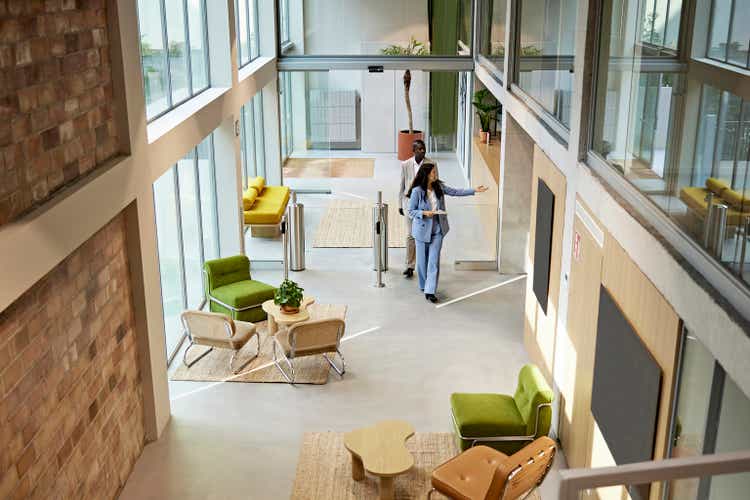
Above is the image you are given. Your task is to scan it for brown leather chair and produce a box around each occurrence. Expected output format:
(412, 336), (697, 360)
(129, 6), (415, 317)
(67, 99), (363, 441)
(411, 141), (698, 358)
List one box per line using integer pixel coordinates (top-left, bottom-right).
(428, 436), (556, 500)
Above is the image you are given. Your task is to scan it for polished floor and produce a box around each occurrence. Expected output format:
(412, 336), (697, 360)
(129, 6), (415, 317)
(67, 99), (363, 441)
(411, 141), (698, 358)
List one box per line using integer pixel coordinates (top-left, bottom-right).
(121, 153), (566, 499)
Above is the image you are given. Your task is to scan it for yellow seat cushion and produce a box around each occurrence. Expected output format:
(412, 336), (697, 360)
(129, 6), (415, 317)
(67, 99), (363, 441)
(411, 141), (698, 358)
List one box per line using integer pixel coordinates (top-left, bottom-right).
(247, 176), (265, 194)
(680, 186), (750, 226)
(242, 188), (258, 210)
(706, 177), (730, 196)
(258, 185), (290, 204)
(722, 188), (750, 211)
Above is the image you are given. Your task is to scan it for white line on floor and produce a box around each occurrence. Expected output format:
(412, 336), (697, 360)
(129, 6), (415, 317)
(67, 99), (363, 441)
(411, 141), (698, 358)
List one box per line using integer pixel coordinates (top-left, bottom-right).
(170, 325), (382, 402)
(435, 275), (527, 309)
(337, 191), (369, 200)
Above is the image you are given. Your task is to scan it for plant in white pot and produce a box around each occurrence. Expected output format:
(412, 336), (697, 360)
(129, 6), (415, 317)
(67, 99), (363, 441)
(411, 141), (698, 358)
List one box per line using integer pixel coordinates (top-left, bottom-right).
(382, 37), (429, 160)
(472, 89), (501, 144)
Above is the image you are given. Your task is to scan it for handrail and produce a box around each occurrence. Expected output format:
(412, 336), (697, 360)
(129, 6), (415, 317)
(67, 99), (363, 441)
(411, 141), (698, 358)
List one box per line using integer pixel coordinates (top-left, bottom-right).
(558, 450), (750, 500)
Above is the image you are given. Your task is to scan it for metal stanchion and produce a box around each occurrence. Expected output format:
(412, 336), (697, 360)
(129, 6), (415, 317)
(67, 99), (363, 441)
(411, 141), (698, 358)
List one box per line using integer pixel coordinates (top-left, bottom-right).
(703, 192), (715, 248)
(281, 215), (289, 280)
(372, 191), (388, 287)
(709, 203), (728, 259)
(288, 192), (305, 271)
(739, 216), (749, 278)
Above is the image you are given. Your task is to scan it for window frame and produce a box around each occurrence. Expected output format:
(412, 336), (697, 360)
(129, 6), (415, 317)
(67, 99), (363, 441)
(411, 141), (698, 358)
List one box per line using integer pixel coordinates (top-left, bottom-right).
(138, 0), (212, 123)
(706, 0), (750, 71)
(236, 0), (261, 68)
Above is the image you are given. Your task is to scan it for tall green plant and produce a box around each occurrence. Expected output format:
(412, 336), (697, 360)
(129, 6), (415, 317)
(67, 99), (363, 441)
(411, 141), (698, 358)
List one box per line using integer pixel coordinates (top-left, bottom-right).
(381, 37), (429, 134)
(472, 89), (500, 133)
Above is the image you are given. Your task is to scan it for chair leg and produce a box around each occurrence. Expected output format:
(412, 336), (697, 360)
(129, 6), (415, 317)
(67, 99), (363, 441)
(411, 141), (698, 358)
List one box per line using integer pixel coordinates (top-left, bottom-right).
(272, 338), (296, 384)
(323, 349), (346, 377)
(183, 341), (213, 368)
(427, 488), (437, 499)
(228, 334), (261, 374)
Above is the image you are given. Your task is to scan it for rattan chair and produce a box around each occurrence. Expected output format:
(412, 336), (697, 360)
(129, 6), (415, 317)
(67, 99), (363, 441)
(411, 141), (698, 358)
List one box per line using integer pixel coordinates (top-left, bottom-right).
(272, 318), (346, 384)
(427, 436), (556, 500)
(181, 310), (260, 374)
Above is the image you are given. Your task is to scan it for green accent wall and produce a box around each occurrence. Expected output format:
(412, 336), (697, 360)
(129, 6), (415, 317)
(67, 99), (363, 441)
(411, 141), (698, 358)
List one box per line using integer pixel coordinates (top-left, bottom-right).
(428, 0), (458, 137)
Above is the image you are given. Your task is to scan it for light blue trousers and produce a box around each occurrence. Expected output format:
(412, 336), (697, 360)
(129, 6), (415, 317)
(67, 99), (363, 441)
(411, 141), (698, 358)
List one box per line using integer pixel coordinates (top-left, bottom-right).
(416, 226), (443, 294)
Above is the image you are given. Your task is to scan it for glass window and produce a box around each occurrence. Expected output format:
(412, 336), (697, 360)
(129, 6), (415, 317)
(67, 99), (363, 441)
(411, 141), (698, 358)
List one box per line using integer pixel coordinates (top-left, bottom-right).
(515, 0), (577, 128)
(136, 0), (211, 121)
(480, 0), (507, 72)
(279, 0), (470, 56)
(188, 0), (209, 91)
(707, 0), (750, 70)
(252, 93), (266, 178)
(236, 0), (259, 67)
(138, 0), (169, 118)
(153, 168), (185, 358)
(728, 3), (750, 68)
(153, 134), (221, 361)
(240, 94), (267, 182)
(708, 0), (733, 62)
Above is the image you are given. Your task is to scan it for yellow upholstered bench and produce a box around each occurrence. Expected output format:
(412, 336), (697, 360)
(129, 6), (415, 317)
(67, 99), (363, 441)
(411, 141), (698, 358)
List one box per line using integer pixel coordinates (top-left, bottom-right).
(242, 177), (291, 237)
(679, 178), (750, 226)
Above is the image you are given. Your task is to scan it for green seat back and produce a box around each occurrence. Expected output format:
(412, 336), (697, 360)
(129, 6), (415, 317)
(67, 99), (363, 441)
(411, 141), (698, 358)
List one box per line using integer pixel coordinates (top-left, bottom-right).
(513, 364), (554, 437)
(204, 255), (252, 294)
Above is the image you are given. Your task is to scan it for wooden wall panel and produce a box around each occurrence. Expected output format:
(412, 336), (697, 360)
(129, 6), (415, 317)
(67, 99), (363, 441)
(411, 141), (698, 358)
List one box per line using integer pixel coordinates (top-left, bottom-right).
(524, 145), (567, 382)
(601, 237), (682, 462)
(559, 204), (603, 470)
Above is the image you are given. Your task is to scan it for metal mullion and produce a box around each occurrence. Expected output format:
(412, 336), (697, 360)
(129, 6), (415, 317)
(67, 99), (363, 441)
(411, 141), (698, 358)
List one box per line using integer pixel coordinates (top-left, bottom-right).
(159, 0), (173, 108)
(725, 0), (735, 64)
(691, 84), (707, 186)
(182, 0), (194, 96)
(202, 0), (210, 88)
(255, 96), (266, 177)
(172, 165), (188, 313)
(244, 0), (253, 62)
(663, 0), (672, 49)
(209, 134), (220, 257)
(240, 109), (249, 181)
(711, 90), (728, 178)
(252, 0), (260, 59)
(192, 148), (206, 269)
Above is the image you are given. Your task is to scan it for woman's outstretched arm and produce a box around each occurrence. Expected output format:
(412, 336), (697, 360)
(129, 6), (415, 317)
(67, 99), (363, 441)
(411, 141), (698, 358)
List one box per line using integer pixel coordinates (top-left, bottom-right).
(442, 184), (488, 197)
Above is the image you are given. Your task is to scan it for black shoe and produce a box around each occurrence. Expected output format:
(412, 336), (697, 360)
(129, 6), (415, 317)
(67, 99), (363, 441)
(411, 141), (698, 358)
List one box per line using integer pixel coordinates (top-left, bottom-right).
(403, 268), (414, 278)
(425, 294), (438, 303)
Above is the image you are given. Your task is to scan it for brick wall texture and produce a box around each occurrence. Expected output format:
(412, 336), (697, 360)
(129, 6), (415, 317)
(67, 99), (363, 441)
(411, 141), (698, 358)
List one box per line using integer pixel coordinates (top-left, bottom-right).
(0, 213), (145, 500)
(0, 0), (119, 225)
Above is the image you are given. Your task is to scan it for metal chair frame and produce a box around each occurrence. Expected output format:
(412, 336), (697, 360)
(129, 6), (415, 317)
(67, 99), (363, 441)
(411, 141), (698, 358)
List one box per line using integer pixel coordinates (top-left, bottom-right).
(450, 402), (553, 447)
(271, 320), (346, 384)
(181, 313), (260, 374)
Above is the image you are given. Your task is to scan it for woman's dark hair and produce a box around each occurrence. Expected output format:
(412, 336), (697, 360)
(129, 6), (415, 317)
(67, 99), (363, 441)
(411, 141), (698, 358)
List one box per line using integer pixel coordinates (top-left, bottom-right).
(407, 162), (443, 199)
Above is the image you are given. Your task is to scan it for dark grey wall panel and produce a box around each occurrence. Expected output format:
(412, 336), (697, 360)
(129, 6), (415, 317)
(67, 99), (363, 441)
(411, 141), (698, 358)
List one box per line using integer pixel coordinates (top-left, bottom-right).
(533, 178), (555, 314)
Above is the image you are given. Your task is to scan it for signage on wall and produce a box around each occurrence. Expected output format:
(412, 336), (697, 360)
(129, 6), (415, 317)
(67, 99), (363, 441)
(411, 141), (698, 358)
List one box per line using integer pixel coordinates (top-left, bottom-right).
(573, 231), (582, 262)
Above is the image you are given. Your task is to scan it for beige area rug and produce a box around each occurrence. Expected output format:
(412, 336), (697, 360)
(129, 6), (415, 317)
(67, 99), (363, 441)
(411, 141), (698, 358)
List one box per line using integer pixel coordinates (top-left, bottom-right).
(169, 322), (331, 384)
(313, 200), (408, 248)
(284, 158), (375, 178)
(291, 432), (457, 499)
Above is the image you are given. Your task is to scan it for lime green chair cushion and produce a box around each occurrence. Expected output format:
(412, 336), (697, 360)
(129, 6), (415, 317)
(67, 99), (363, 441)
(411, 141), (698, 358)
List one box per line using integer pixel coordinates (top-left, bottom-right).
(204, 255), (251, 290)
(514, 364), (554, 436)
(210, 280), (276, 310)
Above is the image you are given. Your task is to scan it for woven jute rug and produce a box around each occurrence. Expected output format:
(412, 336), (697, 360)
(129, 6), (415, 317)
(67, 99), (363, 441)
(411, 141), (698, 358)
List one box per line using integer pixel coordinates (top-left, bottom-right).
(313, 199), (408, 248)
(291, 432), (454, 499)
(169, 322), (331, 384)
(284, 158), (375, 178)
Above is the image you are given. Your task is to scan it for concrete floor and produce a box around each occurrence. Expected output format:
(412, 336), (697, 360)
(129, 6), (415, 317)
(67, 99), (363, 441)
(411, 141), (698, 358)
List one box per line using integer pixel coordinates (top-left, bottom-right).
(121, 153), (566, 499)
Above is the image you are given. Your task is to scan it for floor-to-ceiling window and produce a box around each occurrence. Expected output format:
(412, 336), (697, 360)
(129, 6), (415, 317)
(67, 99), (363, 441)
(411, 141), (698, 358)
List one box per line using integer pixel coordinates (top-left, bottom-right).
(137, 0), (211, 120)
(706, 0), (750, 70)
(514, 0), (577, 130)
(153, 134), (221, 362)
(240, 92), (266, 186)
(235, 0), (260, 67)
(478, 0), (508, 78)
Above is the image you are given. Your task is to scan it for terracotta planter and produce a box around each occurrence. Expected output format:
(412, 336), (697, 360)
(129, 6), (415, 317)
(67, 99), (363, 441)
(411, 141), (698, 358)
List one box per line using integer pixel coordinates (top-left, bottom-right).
(397, 130), (424, 161)
(280, 304), (300, 314)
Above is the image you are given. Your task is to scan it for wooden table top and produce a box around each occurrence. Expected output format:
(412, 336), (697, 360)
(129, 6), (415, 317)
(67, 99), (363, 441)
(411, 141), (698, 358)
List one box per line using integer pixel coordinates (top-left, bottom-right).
(262, 296), (315, 324)
(344, 420), (415, 477)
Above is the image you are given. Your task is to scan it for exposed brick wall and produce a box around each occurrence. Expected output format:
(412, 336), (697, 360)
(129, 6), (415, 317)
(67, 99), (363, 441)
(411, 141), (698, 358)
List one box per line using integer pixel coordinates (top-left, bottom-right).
(0, 213), (144, 499)
(0, 0), (119, 225)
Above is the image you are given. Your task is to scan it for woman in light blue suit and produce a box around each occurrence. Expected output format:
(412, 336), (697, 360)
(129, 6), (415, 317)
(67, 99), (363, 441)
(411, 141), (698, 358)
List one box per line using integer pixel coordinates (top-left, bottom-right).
(407, 163), (488, 302)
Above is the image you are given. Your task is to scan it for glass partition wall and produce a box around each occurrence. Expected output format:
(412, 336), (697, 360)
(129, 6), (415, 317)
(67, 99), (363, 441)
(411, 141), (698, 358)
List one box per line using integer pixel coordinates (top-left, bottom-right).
(589, 0), (750, 288)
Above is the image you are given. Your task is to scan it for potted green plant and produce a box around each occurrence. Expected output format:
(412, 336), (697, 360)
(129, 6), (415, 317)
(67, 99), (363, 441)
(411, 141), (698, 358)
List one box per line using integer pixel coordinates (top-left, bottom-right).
(274, 279), (304, 314)
(472, 88), (501, 144)
(382, 37), (429, 160)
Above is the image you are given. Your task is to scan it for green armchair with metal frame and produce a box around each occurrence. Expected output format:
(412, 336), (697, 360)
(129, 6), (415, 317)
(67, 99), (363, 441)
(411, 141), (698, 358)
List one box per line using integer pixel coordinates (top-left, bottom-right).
(449, 364), (554, 455)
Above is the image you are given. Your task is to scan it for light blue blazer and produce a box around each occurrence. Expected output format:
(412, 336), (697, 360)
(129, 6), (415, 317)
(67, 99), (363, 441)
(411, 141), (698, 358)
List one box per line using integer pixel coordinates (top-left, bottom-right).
(408, 185), (475, 243)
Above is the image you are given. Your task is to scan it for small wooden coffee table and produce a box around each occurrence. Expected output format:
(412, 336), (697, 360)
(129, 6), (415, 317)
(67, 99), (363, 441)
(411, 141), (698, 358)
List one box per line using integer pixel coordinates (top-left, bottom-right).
(344, 420), (415, 500)
(262, 296), (315, 335)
